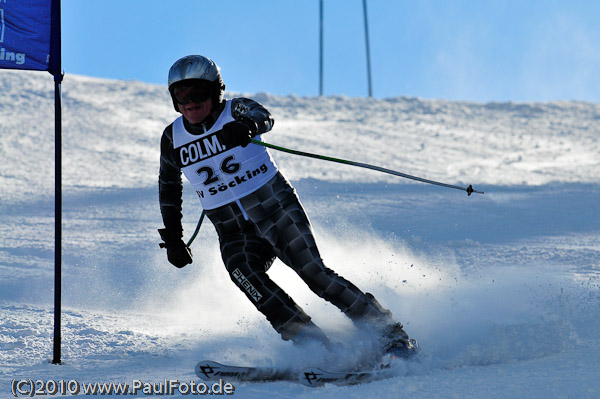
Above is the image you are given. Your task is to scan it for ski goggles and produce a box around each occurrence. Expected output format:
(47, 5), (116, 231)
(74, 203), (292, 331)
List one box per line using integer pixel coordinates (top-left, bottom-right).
(171, 81), (212, 105)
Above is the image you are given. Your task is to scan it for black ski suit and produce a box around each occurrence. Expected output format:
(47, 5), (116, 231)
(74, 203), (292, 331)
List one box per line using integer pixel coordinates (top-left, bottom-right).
(159, 98), (396, 342)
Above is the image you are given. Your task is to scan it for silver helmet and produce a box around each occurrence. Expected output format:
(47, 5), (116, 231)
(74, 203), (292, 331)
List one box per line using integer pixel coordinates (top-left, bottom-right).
(167, 55), (225, 111)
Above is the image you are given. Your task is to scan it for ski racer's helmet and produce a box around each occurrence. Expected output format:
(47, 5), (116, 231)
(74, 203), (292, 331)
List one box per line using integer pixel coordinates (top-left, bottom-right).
(167, 55), (225, 112)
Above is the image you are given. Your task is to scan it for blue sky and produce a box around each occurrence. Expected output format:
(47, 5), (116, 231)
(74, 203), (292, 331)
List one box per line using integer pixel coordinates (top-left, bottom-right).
(62, 0), (600, 102)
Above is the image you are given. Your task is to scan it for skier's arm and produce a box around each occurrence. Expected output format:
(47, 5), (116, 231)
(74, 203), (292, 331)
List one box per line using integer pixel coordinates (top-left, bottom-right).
(158, 125), (184, 239)
(158, 125), (193, 268)
(231, 97), (275, 135)
(220, 98), (275, 148)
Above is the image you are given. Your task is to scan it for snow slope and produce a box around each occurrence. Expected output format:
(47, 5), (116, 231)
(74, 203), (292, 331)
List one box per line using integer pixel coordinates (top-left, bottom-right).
(1, 70), (599, 398)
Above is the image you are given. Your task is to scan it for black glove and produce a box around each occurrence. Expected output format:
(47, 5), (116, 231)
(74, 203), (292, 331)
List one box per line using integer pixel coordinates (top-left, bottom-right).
(220, 119), (258, 148)
(158, 228), (192, 268)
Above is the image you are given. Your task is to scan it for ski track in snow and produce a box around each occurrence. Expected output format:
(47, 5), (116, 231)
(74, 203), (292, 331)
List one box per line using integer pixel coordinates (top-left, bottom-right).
(1, 70), (599, 398)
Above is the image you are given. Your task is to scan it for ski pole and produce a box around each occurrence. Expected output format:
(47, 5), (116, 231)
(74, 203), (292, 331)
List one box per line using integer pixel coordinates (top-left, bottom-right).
(187, 210), (206, 247)
(251, 139), (484, 196)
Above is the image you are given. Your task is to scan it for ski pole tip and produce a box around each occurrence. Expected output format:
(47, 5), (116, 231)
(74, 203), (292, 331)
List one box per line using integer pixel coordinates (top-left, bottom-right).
(466, 184), (484, 196)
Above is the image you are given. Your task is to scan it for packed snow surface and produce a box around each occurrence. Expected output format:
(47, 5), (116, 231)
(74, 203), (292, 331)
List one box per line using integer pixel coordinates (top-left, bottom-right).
(1, 70), (599, 398)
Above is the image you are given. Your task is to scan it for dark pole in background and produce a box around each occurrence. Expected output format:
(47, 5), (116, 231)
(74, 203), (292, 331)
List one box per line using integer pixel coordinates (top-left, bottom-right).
(362, 0), (373, 97)
(51, 0), (63, 365)
(319, 0), (324, 96)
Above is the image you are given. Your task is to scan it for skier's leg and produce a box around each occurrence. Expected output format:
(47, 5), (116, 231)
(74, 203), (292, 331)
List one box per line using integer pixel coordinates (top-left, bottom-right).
(206, 202), (328, 344)
(241, 173), (395, 328)
(261, 196), (417, 357)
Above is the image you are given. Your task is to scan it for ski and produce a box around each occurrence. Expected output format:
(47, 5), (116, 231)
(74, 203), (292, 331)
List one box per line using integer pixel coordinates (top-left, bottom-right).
(299, 367), (392, 387)
(195, 360), (297, 383)
(195, 360), (394, 387)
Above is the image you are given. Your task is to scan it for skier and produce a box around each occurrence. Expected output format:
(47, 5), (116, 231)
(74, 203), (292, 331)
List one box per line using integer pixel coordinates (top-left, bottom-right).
(158, 55), (416, 360)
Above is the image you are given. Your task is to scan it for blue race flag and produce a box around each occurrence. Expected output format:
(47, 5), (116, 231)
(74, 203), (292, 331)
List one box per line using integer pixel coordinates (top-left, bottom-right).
(0, 0), (60, 74)
(1, 0), (63, 365)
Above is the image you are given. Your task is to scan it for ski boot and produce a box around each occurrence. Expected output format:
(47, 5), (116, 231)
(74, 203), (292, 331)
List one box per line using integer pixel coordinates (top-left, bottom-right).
(378, 322), (419, 367)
